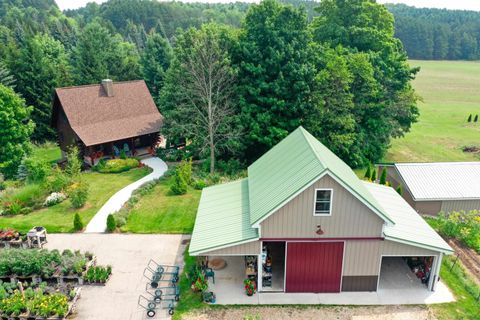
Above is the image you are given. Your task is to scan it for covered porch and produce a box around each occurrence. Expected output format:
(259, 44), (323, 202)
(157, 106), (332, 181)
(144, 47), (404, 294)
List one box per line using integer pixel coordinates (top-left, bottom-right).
(81, 133), (163, 166)
(206, 256), (455, 305)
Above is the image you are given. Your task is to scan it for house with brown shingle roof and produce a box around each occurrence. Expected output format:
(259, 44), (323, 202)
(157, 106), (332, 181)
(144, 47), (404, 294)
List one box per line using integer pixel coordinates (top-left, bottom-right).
(51, 79), (163, 165)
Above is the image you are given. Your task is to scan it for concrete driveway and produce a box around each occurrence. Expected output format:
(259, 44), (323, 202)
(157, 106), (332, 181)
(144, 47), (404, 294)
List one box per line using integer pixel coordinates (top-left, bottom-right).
(45, 234), (188, 320)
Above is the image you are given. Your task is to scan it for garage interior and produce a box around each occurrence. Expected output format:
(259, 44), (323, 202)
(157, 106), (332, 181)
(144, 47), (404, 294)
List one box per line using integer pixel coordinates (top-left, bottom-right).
(262, 241), (285, 291)
(378, 256), (434, 290)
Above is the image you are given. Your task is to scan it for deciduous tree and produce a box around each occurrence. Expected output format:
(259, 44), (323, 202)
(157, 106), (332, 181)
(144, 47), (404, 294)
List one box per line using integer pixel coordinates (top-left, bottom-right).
(0, 85), (34, 179)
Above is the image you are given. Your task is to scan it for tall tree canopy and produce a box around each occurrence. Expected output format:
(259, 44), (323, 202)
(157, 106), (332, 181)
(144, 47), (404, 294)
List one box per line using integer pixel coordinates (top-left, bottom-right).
(310, 0), (419, 166)
(0, 84), (34, 178)
(235, 0), (315, 161)
(72, 21), (141, 84)
(141, 33), (172, 105)
(160, 24), (241, 173)
(13, 34), (71, 142)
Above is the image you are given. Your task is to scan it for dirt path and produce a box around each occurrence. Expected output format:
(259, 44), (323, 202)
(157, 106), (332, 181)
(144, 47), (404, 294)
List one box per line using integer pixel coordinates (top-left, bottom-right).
(447, 239), (480, 286)
(184, 306), (436, 320)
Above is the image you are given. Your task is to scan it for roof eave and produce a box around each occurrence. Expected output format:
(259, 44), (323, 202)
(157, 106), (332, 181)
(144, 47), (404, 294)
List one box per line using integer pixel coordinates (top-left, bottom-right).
(189, 236), (259, 256)
(384, 235), (454, 255)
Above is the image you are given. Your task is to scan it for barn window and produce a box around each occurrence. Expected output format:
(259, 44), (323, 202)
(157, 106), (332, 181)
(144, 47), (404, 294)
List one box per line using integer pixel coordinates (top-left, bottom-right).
(314, 189), (332, 216)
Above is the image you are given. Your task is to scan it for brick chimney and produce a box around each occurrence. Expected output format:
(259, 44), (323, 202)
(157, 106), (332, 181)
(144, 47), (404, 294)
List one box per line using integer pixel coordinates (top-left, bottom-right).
(101, 79), (114, 97)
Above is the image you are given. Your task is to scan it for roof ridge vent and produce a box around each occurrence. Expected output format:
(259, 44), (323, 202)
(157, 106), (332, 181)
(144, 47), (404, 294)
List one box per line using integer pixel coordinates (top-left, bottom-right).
(101, 79), (114, 97)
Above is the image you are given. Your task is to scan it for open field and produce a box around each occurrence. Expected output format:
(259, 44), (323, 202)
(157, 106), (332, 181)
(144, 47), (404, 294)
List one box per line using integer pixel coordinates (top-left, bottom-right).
(0, 168), (150, 233)
(386, 60), (480, 163)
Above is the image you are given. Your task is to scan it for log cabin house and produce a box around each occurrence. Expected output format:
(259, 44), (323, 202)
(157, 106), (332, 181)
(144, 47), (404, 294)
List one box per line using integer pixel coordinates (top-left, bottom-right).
(52, 79), (163, 165)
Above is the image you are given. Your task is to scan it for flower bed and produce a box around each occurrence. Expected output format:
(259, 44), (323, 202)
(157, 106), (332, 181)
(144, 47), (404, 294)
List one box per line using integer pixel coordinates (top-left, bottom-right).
(94, 158), (140, 174)
(0, 281), (80, 319)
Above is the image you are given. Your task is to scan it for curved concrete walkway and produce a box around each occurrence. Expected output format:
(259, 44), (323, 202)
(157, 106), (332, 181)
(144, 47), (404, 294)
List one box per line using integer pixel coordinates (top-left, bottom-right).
(85, 157), (168, 233)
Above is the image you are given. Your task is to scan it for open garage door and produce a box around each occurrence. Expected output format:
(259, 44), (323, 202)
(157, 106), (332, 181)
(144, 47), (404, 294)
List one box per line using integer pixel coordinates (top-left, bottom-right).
(285, 242), (344, 293)
(378, 256), (435, 291)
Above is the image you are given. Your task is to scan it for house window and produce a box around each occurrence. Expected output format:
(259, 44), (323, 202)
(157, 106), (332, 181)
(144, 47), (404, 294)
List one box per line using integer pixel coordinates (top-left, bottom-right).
(314, 189), (332, 216)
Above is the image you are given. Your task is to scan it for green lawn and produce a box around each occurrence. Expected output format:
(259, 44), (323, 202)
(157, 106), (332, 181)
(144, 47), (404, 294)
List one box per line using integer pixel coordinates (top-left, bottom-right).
(31, 142), (62, 164)
(0, 168), (150, 233)
(121, 177), (201, 234)
(386, 60), (480, 163)
(430, 257), (480, 320)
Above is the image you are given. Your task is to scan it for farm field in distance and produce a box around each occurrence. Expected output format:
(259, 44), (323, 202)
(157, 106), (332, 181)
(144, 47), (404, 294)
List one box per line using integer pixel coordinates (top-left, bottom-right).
(386, 60), (480, 163)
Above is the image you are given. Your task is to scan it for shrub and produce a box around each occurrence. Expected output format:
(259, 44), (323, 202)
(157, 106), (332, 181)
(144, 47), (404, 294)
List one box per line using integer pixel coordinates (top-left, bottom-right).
(106, 214), (116, 232)
(0, 174), (5, 191)
(1, 183), (46, 214)
(370, 169), (377, 181)
(73, 213), (83, 231)
(23, 158), (51, 183)
(216, 159), (244, 176)
(119, 149), (127, 160)
(157, 147), (191, 162)
(193, 179), (207, 190)
(65, 146), (82, 177)
(45, 167), (71, 192)
(67, 181), (89, 208)
(475, 114), (479, 122)
(467, 114), (472, 122)
(379, 168), (387, 185)
(44, 192), (67, 207)
(436, 210), (480, 252)
(170, 171), (188, 195)
(178, 158), (192, 185)
(96, 158), (139, 173)
(364, 166), (371, 180)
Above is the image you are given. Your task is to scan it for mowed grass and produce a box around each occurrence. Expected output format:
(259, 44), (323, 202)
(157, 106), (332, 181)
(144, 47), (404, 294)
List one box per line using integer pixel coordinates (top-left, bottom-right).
(0, 168), (150, 233)
(31, 142), (62, 164)
(386, 60), (480, 163)
(121, 177), (201, 234)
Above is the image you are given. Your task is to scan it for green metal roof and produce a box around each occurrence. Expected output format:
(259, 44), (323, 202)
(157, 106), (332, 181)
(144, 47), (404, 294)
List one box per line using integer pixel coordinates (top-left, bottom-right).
(364, 182), (453, 254)
(189, 178), (259, 255)
(248, 127), (394, 225)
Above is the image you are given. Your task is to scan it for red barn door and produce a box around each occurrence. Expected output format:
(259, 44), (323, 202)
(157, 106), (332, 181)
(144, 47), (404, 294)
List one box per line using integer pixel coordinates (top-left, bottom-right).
(285, 242), (344, 293)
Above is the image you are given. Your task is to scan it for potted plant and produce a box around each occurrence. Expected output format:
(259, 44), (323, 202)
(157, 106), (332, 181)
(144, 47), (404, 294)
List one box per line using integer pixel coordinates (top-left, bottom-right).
(243, 279), (256, 296)
(191, 273), (208, 292)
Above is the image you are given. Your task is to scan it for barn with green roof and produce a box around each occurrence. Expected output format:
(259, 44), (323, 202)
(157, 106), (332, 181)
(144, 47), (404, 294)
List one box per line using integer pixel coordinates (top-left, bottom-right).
(189, 127), (452, 296)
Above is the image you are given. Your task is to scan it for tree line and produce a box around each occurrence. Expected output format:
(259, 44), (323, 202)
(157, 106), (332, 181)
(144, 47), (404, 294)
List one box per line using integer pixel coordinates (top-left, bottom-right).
(0, 0), (418, 177)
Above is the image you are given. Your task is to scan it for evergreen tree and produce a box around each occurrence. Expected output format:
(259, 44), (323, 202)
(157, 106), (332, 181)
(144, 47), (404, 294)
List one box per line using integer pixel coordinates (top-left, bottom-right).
(364, 165), (371, 180)
(468, 114), (472, 122)
(0, 85), (34, 179)
(73, 213), (84, 231)
(371, 168), (377, 182)
(0, 62), (15, 88)
(13, 34), (72, 142)
(141, 33), (172, 105)
(106, 214), (116, 232)
(72, 21), (141, 85)
(396, 185), (403, 195)
(475, 115), (479, 122)
(234, 0), (316, 161)
(380, 168), (387, 185)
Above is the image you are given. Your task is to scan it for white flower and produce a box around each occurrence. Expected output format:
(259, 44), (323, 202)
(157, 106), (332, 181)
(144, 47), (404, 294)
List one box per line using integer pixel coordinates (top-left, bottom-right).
(44, 192), (67, 207)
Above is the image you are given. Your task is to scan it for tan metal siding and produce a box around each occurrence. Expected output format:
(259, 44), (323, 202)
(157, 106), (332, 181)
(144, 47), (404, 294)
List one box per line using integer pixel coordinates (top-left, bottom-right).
(441, 200), (480, 213)
(380, 240), (439, 257)
(343, 240), (381, 276)
(260, 175), (384, 238)
(201, 241), (260, 256)
(415, 201), (442, 216)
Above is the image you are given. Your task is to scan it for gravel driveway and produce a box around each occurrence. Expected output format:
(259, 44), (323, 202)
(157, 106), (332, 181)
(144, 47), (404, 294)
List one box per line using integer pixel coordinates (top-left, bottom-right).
(45, 233), (188, 320)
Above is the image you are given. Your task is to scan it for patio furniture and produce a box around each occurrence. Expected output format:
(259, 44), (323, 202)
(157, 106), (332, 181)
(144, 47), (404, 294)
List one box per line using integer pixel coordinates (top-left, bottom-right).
(202, 266), (215, 284)
(208, 258), (227, 270)
(26, 226), (47, 248)
(113, 146), (120, 157)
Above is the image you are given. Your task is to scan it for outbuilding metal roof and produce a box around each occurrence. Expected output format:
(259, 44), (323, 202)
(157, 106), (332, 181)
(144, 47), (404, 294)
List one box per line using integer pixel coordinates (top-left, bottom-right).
(365, 182), (453, 254)
(248, 127), (393, 225)
(394, 162), (480, 200)
(189, 179), (259, 255)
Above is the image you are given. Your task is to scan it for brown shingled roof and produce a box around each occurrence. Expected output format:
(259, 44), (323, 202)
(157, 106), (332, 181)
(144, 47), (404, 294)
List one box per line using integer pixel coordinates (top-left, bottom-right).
(55, 80), (162, 146)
